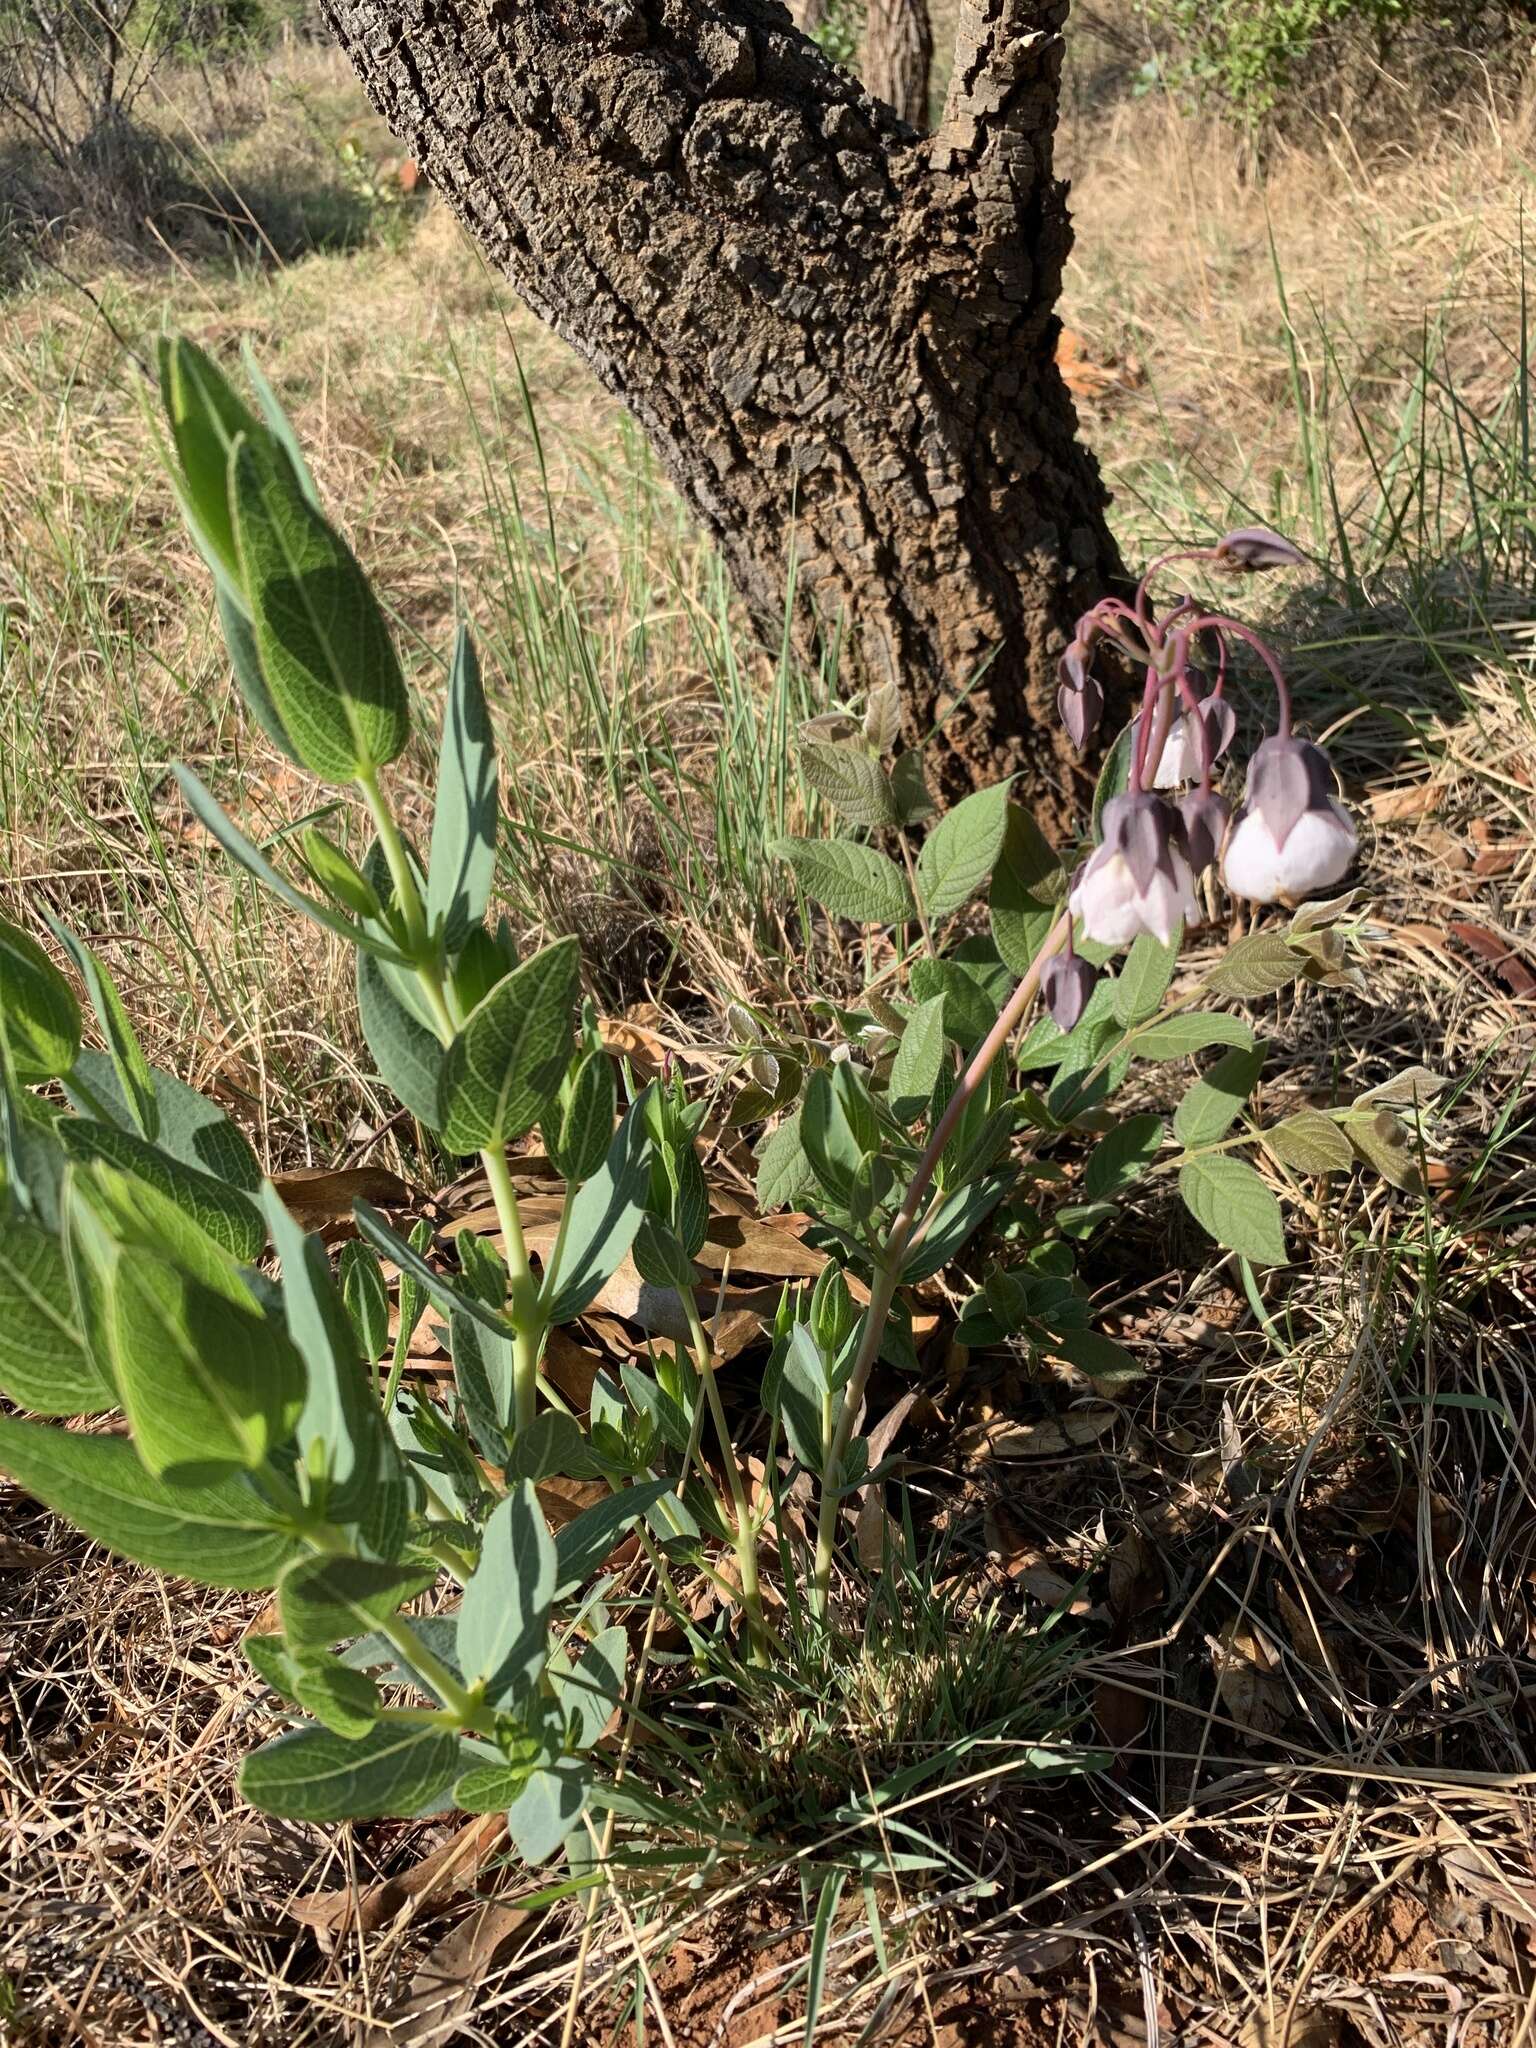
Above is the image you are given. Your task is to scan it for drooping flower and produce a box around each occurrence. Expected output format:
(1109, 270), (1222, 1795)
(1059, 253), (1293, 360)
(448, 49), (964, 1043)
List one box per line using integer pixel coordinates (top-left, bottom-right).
(1177, 787), (1230, 875)
(1144, 693), (1237, 789)
(1042, 950), (1098, 1034)
(1213, 526), (1308, 573)
(1056, 641), (1103, 752)
(1070, 793), (1200, 949)
(1220, 736), (1357, 904)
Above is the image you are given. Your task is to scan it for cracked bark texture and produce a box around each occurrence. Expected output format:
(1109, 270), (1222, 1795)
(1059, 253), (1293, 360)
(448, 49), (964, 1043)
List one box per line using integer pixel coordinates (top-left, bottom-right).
(321, 0), (1122, 817)
(864, 0), (932, 129)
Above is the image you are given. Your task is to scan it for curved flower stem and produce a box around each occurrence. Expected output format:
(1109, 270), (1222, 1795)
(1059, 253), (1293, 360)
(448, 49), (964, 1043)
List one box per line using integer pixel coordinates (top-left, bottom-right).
(1134, 548), (1216, 622)
(809, 910), (1071, 1621)
(1191, 616), (1294, 736)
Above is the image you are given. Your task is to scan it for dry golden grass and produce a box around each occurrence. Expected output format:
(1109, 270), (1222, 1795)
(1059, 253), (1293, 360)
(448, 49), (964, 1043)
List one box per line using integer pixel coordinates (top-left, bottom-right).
(3, 29), (1536, 2048)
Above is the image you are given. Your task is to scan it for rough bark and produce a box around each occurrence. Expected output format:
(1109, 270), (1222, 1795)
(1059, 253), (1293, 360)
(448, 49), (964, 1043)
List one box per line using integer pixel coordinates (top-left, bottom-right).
(320, 0), (1122, 819)
(863, 0), (932, 129)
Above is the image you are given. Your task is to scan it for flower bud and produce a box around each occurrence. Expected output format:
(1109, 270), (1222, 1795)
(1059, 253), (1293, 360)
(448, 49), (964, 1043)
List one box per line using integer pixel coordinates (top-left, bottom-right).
(1069, 793), (1199, 949)
(1146, 693), (1236, 788)
(1220, 736), (1357, 904)
(1177, 787), (1230, 874)
(1041, 952), (1098, 1034)
(1213, 526), (1307, 573)
(1057, 645), (1103, 752)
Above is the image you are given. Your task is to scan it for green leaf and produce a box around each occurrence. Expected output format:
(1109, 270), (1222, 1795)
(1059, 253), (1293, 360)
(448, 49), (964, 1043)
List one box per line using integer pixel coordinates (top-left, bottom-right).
(67, 1049), (260, 1190)
(457, 1481), (555, 1707)
(1203, 931), (1304, 1000)
(44, 917), (157, 1140)
(262, 1187), (407, 1558)
(801, 1063), (880, 1206)
(1261, 1109), (1354, 1175)
(1051, 1327), (1145, 1391)
(505, 1757), (591, 1864)
(989, 803), (1061, 976)
(105, 1244), (304, 1479)
(1113, 930), (1180, 1028)
(1345, 1107), (1424, 1191)
(901, 1172), (1010, 1282)
(542, 1046), (616, 1187)
(293, 1658), (382, 1740)
(771, 837), (914, 925)
(0, 916), (80, 1082)
(230, 429), (408, 782)
(551, 1624), (626, 1750)
(507, 1411), (595, 1483)
(886, 995), (946, 1126)
(797, 737), (898, 829)
(553, 1478), (674, 1597)
(240, 1719), (462, 1823)
(1083, 1114), (1165, 1200)
(219, 579), (304, 763)
(889, 750), (936, 825)
(1173, 1043), (1265, 1148)
(908, 957), (998, 1050)
(427, 625), (499, 951)
(0, 1219), (113, 1415)
(58, 1118), (264, 1265)
(340, 1240), (391, 1362)
(448, 1307), (514, 1460)
(279, 1555), (438, 1657)
(353, 1200), (511, 1342)
(0, 1417), (301, 1587)
(1132, 1012), (1254, 1061)
(173, 765), (410, 963)
(454, 1754), (540, 1814)
(240, 339), (322, 508)
(916, 781), (1012, 922)
(1178, 1156), (1287, 1266)
(438, 938), (580, 1153)
(156, 336), (260, 588)
(540, 1093), (652, 1323)
(755, 1110), (815, 1213)
(355, 950), (446, 1130)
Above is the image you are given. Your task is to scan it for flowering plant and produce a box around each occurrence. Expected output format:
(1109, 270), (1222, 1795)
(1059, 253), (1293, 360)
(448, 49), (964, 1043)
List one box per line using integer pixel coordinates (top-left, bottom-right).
(0, 343), (1426, 1862)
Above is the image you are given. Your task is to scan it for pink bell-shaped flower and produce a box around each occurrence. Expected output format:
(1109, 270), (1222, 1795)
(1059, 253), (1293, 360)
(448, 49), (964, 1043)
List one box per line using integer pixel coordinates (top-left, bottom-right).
(1221, 736), (1357, 904)
(1070, 794), (1199, 949)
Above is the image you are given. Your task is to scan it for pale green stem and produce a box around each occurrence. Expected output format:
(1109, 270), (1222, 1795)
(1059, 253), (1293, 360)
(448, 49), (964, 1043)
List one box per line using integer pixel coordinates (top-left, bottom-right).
(809, 911), (1071, 1620)
(680, 1286), (769, 1665)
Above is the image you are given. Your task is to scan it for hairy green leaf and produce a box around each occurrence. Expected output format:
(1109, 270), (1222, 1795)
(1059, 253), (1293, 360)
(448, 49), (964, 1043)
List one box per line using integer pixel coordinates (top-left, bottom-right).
(438, 938), (580, 1153)
(1083, 1114), (1166, 1201)
(1261, 1109), (1354, 1175)
(1178, 1155), (1287, 1265)
(0, 1417), (301, 1587)
(540, 1093), (653, 1323)
(1173, 1043), (1265, 1148)
(0, 1219), (113, 1415)
(1133, 1012), (1254, 1061)
(240, 1719), (462, 1823)
(886, 995), (946, 1126)
(457, 1481), (555, 1707)
(916, 780), (1012, 922)
(427, 625), (499, 951)
(771, 837), (914, 925)
(797, 737), (898, 829)
(0, 916), (80, 1083)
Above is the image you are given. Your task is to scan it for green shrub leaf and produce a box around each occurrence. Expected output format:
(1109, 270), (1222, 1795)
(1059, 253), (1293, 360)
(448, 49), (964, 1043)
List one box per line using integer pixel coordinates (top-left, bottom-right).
(340, 1241), (390, 1363)
(755, 1110), (816, 1213)
(457, 1481), (555, 1707)
(1132, 1013), (1254, 1061)
(438, 938), (580, 1153)
(1083, 1114), (1166, 1200)
(1173, 1043), (1265, 1148)
(240, 1719), (463, 1823)
(771, 837), (914, 925)
(553, 1478), (675, 1597)
(58, 1119), (264, 1264)
(1113, 930), (1180, 1027)
(0, 1417), (302, 1587)
(356, 951), (446, 1129)
(1178, 1156), (1287, 1265)
(427, 626), (499, 952)
(230, 430), (408, 782)
(1262, 1109), (1354, 1174)
(0, 1219), (114, 1415)
(887, 995), (946, 1125)
(990, 802), (1061, 976)
(0, 916), (80, 1083)
(540, 1092), (652, 1323)
(67, 1049), (260, 1190)
(1203, 930), (1304, 999)
(916, 781), (1012, 922)
(797, 738), (898, 829)
(44, 917), (157, 1140)
(279, 1556), (438, 1658)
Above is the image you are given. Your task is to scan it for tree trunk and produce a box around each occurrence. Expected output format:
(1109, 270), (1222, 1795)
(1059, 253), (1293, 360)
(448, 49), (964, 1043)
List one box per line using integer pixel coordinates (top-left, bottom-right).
(863, 0), (932, 129)
(320, 0), (1122, 820)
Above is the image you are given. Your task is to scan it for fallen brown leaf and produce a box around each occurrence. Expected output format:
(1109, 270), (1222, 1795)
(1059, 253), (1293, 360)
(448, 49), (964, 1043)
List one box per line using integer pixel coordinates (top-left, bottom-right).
(981, 1407), (1118, 1459)
(1210, 1622), (1290, 1739)
(360, 1897), (532, 2046)
(271, 1165), (412, 1230)
(288, 1813), (507, 1941)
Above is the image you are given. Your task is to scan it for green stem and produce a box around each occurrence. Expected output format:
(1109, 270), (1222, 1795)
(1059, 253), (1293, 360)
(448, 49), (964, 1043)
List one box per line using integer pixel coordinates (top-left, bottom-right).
(680, 1285), (769, 1665)
(482, 1140), (543, 1434)
(809, 911), (1070, 1622)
